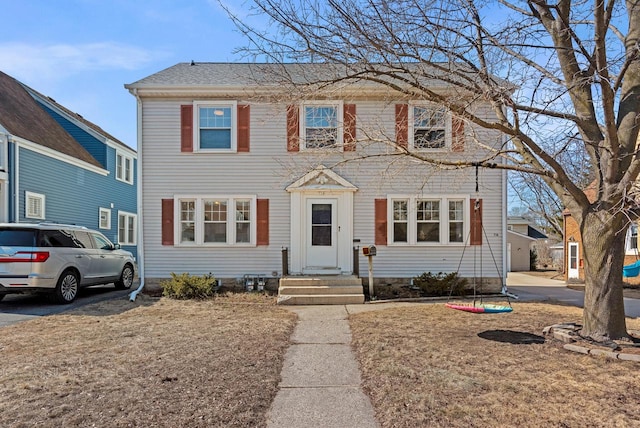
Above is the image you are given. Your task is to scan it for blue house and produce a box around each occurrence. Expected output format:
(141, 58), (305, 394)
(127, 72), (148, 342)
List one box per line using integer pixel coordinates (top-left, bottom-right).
(0, 71), (137, 256)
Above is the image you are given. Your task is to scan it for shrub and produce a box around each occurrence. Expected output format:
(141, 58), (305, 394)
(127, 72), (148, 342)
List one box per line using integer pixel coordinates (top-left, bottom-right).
(412, 271), (468, 296)
(530, 249), (538, 271)
(161, 272), (218, 300)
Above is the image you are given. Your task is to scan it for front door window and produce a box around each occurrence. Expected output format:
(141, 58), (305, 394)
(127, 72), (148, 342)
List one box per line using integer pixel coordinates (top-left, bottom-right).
(311, 203), (332, 246)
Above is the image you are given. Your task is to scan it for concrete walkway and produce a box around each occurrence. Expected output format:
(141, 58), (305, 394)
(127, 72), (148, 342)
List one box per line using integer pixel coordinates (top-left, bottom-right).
(266, 305), (379, 428)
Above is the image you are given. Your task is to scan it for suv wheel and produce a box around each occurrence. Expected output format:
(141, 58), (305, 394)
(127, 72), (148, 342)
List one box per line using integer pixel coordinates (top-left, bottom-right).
(53, 270), (79, 304)
(115, 264), (134, 290)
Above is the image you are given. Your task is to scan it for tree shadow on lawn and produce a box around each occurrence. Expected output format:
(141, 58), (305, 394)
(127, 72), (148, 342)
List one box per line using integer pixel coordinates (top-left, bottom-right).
(478, 329), (546, 345)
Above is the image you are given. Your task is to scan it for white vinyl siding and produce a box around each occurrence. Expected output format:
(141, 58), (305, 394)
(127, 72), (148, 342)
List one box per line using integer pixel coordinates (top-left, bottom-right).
(25, 191), (45, 219)
(140, 99), (504, 279)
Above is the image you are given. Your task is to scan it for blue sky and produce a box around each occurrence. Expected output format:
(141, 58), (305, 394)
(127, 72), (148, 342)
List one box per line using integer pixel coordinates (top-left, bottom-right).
(1, 0), (252, 149)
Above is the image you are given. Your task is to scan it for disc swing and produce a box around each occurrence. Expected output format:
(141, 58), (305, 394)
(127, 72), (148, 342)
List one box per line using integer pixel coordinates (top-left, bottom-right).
(445, 164), (516, 314)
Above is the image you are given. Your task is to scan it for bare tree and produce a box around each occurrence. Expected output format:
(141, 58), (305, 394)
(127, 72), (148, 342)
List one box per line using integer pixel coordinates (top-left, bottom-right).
(226, 0), (640, 342)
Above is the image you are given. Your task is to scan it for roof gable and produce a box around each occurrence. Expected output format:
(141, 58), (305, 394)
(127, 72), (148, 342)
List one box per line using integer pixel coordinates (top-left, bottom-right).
(286, 165), (358, 192)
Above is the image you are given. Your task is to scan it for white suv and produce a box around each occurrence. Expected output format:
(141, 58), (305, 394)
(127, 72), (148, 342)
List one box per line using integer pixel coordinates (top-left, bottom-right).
(0, 223), (136, 304)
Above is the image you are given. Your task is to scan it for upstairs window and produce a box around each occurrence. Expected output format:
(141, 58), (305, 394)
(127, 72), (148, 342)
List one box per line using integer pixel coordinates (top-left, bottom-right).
(410, 105), (448, 150)
(626, 223), (638, 255)
(195, 101), (237, 152)
(116, 151), (134, 184)
(301, 102), (343, 150)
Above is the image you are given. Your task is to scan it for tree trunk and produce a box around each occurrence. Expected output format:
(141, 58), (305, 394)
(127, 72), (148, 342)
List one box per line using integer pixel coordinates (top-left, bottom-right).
(580, 210), (628, 341)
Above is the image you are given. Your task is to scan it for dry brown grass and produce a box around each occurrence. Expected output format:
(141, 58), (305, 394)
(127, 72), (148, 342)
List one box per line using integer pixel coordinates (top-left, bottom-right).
(350, 302), (640, 428)
(0, 293), (296, 428)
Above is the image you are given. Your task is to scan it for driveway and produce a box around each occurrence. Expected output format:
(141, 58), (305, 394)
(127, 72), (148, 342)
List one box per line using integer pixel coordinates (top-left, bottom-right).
(507, 272), (640, 318)
(0, 284), (136, 327)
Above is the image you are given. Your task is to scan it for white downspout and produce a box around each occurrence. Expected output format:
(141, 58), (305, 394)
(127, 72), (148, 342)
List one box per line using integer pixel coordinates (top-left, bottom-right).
(129, 88), (145, 301)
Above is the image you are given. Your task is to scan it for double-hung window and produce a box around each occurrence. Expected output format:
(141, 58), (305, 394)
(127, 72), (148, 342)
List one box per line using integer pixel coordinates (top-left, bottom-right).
(118, 211), (137, 246)
(410, 105), (447, 150)
(176, 196), (256, 246)
(302, 102), (342, 150)
(195, 101), (237, 151)
(99, 208), (111, 230)
(116, 151), (134, 184)
(389, 195), (467, 245)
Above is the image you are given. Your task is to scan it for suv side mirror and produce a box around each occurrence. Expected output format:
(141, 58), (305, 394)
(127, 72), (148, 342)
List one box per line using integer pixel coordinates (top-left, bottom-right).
(113, 243), (121, 250)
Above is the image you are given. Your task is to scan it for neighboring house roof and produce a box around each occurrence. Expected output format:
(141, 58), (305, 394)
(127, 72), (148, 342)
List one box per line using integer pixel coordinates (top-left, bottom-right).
(0, 71), (103, 168)
(507, 216), (548, 239)
(507, 229), (537, 241)
(24, 85), (132, 152)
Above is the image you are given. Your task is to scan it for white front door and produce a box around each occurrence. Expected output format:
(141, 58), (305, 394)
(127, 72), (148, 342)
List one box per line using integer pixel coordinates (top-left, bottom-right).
(568, 242), (580, 279)
(305, 199), (338, 270)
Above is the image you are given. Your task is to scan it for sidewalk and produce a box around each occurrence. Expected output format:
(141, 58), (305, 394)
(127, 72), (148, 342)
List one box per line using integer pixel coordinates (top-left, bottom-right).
(266, 305), (379, 428)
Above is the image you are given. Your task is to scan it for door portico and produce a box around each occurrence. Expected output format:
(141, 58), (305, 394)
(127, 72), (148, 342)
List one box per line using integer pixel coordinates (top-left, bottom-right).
(286, 165), (357, 275)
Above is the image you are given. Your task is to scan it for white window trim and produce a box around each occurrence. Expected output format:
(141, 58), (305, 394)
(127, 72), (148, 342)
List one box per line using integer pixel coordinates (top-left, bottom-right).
(387, 194), (469, 246)
(25, 191), (45, 220)
(99, 207), (111, 230)
(118, 210), (137, 246)
(116, 150), (134, 185)
(300, 101), (344, 151)
(625, 223), (638, 256)
(193, 100), (238, 153)
(174, 195), (257, 247)
(408, 102), (451, 152)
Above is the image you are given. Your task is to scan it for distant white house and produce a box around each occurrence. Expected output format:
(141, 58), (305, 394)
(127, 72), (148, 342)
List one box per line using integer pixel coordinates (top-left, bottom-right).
(126, 63), (508, 292)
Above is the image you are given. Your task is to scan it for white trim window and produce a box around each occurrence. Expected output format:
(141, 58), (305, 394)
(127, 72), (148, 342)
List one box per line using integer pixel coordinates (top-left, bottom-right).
(389, 195), (468, 245)
(409, 104), (449, 150)
(194, 101), (237, 152)
(626, 223), (638, 255)
(25, 191), (45, 220)
(175, 195), (256, 246)
(116, 151), (134, 184)
(118, 211), (137, 246)
(301, 102), (343, 150)
(99, 207), (111, 230)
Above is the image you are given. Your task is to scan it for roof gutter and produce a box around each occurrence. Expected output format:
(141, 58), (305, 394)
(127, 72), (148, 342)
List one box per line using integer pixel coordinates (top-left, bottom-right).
(129, 88), (145, 301)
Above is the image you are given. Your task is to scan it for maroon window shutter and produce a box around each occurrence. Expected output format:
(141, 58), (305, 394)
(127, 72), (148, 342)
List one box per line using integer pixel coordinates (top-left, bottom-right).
(343, 104), (356, 152)
(180, 105), (193, 152)
(452, 115), (465, 152)
(237, 104), (250, 152)
(470, 198), (482, 245)
(375, 199), (388, 245)
(162, 199), (174, 246)
(395, 104), (408, 149)
(257, 199), (269, 246)
(287, 105), (300, 152)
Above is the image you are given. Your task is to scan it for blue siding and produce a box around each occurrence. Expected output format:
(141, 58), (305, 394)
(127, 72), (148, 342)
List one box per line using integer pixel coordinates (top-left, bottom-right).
(36, 101), (108, 167)
(17, 146), (137, 257)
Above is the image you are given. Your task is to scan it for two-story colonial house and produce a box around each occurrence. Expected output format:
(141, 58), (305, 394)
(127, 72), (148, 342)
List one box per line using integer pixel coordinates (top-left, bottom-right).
(126, 62), (507, 303)
(0, 71), (138, 256)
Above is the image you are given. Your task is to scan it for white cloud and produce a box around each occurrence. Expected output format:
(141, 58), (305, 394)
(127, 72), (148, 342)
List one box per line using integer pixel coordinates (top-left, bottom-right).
(0, 41), (161, 82)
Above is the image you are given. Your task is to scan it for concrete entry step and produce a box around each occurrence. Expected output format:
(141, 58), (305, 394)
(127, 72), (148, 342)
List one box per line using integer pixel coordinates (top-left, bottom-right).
(277, 275), (365, 305)
(277, 294), (365, 305)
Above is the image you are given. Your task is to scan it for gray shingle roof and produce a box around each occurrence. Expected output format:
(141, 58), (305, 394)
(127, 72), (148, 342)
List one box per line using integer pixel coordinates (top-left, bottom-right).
(125, 62), (460, 89)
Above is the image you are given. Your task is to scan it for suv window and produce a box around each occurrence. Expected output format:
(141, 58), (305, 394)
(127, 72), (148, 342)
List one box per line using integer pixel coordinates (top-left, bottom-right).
(38, 230), (80, 248)
(0, 229), (37, 246)
(72, 231), (94, 249)
(92, 233), (113, 250)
